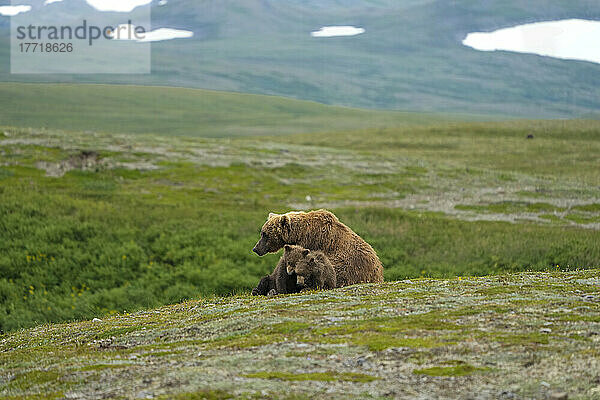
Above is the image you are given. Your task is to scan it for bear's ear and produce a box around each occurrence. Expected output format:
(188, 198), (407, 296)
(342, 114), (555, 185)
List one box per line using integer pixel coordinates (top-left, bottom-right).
(281, 214), (291, 231)
(302, 249), (310, 257)
(284, 244), (292, 252)
(268, 212), (280, 219)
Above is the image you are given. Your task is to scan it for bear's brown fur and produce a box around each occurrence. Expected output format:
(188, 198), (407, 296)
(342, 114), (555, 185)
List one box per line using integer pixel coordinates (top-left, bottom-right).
(251, 244), (305, 296)
(253, 209), (383, 287)
(287, 248), (336, 291)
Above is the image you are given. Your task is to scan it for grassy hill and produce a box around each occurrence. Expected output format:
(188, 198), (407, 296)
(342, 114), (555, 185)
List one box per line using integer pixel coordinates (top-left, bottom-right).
(1, 117), (600, 332)
(277, 119), (600, 184)
(1, 269), (599, 399)
(0, 83), (478, 137)
(1, 0), (600, 117)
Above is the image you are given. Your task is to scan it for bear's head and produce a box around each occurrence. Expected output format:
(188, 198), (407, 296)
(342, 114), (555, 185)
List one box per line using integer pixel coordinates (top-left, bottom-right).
(293, 248), (314, 286)
(252, 212), (293, 256)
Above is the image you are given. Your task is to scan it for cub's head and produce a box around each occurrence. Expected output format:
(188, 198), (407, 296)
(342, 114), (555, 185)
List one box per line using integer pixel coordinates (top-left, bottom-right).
(252, 212), (293, 256)
(282, 244), (306, 276)
(293, 248), (315, 286)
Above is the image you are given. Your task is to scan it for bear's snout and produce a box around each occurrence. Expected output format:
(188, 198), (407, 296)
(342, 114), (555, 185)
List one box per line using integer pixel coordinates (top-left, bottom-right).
(252, 245), (266, 256)
(252, 238), (269, 256)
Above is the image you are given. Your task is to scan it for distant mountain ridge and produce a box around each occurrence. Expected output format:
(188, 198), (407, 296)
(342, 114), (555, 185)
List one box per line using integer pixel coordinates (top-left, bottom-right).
(0, 0), (599, 118)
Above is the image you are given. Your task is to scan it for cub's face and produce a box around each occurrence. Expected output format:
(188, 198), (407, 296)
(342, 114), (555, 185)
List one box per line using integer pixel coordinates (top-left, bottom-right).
(283, 245), (305, 275)
(294, 249), (313, 286)
(294, 259), (311, 277)
(286, 262), (294, 276)
(253, 213), (290, 256)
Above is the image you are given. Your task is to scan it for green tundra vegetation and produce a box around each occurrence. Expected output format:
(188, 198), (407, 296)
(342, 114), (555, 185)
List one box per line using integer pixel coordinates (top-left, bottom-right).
(1, 85), (600, 332)
(0, 83), (476, 137)
(1, 269), (599, 398)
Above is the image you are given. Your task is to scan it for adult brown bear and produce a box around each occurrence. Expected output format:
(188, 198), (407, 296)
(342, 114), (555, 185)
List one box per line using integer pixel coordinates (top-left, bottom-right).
(253, 210), (383, 287)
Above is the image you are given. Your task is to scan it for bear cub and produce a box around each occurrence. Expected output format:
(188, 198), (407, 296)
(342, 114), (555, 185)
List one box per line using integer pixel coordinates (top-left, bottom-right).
(251, 244), (305, 296)
(287, 248), (336, 291)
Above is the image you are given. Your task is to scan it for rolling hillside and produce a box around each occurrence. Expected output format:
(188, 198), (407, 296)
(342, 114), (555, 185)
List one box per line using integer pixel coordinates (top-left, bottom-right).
(0, 83), (480, 137)
(1, 269), (599, 399)
(1, 0), (600, 117)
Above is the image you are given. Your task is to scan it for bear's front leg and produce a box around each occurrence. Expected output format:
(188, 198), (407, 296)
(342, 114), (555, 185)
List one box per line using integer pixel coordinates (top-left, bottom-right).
(252, 276), (274, 296)
(267, 289), (278, 297)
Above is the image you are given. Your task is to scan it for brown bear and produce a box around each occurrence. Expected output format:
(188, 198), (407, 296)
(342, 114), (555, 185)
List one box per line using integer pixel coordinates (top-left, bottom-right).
(253, 209), (383, 287)
(251, 244), (305, 296)
(287, 248), (336, 291)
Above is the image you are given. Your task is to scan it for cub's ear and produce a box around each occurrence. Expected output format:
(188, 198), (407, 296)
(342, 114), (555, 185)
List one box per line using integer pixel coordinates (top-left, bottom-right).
(268, 212), (281, 219)
(284, 244), (292, 252)
(302, 249), (310, 257)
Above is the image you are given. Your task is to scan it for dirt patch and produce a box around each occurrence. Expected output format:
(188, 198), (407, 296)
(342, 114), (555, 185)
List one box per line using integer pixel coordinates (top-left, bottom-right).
(36, 150), (158, 177)
(36, 150), (105, 177)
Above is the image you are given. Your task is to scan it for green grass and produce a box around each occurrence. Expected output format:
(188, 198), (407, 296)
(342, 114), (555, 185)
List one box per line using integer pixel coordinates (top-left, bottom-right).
(1, 269), (599, 399)
(0, 83), (462, 138)
(564, 213), (600, 224)
(346, 334), (448, 351)
(5, 370), (62, 391)
(276, 119), (600, 183)
(572, 204), (600, 212)
(243, 372), (378, 382)
(455, 201), (564, 214)
(413, 364), (485, 377)
(79, 364), (133, 371)
(157, 391), (238, 400)
(1, 115), (600, 331)
(1, 161), (598, 331)
(491, 332), (550, 346)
